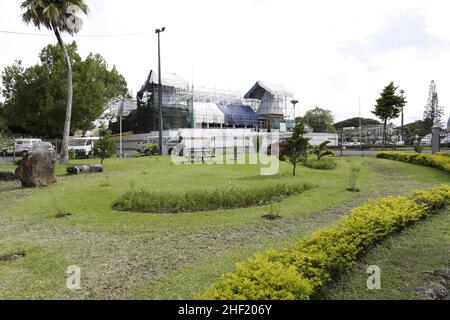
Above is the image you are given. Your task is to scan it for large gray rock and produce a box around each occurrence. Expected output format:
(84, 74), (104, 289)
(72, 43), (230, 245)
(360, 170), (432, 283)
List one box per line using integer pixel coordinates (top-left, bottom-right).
(15, 150), (57, 188)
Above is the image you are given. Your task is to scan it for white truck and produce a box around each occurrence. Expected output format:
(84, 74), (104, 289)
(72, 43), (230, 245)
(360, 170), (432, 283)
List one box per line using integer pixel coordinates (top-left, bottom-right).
(69, 137), (99, 159)
(1, 139), (43, 157)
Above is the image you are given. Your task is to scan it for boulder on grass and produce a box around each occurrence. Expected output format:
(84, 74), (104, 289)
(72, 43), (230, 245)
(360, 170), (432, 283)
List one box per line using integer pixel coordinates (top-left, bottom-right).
(15, 150), (57, 188)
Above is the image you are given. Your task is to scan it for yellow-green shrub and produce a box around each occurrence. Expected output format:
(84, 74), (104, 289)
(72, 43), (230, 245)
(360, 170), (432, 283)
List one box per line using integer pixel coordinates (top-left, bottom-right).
(196, 254), (313, 300)
(377, 152), (450, 172)
(199, 186), (450, 300)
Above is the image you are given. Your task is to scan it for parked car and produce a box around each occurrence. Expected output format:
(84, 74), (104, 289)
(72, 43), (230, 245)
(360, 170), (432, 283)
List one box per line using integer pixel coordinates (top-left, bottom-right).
(32, 141), (55, 152)
(137, 136), (180, 156)
(69, 137), (99, 159)
(1, 139), (43, 157)
(267, 138), (290, 155)
(374, 140), (395, 147)
(137, 137), (160, 156)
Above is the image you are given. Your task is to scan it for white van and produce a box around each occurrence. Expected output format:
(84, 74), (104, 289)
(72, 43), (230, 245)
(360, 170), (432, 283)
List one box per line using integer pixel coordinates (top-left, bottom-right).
(1, 139), (43, 157)
(69, 137), (100, 159)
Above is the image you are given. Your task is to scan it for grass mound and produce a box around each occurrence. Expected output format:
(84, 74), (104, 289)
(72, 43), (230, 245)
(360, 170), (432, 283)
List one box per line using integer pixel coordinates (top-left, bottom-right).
(114, 183), (314, 214)
(304, 158), (337, 170)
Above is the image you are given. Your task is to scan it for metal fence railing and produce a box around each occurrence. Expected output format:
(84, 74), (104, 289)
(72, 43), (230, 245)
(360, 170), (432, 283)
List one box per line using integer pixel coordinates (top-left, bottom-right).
(0, 137), (62, 166)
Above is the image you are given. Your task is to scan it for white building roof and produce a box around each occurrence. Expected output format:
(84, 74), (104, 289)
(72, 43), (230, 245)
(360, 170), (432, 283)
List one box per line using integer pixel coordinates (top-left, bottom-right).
(193, 102), (225, 124)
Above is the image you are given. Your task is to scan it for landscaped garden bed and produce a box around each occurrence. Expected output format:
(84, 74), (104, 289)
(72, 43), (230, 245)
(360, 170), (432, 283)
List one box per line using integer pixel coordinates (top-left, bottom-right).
(198, 185), (450, 300)
(114, 183), (314, 213)
(377, 152), (450, 172)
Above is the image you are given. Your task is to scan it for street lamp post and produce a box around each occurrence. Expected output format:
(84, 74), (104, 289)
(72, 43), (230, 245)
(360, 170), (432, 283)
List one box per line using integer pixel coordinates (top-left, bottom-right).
(155, 27), (166, 156)
(291, 100), (299, 121)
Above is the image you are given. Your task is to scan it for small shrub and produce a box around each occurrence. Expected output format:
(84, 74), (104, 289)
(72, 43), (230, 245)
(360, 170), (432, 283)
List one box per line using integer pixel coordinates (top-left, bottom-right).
(198, 254), (313, 300)
(94, 131), (116, 164)
(198, 186), (450, 300)
(304, 158), (337, 170)
(414, 143), (423, 154)
(68, 149), (76, 160)
(114, 183), (314, 214)
(133, 151), (141, 158)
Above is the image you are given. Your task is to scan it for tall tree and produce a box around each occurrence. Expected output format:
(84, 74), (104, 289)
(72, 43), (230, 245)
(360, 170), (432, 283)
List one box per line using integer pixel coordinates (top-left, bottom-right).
(21, 0), (89, 163)
(372, 82), (406, 149)
(301, 107), (336, 133)
(423, 80), (444, 132)
(1, 43), (128, 138)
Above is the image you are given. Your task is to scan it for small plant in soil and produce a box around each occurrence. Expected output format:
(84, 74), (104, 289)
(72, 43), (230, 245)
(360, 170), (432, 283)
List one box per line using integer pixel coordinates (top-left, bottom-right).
(55, 210), (73, 219)
(347, 162), (364, 192)
(262, 201), (282, 220)
(100, 175), (111, 187)
(0, 251), (26, 262)
(52, 196), (73, 218)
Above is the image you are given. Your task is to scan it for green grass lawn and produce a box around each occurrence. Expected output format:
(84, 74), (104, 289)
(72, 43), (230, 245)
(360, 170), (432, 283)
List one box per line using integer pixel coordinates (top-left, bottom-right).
(0, 156), (448, 299)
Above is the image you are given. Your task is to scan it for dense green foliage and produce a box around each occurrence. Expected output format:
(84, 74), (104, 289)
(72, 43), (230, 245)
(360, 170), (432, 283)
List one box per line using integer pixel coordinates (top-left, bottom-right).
(377, 152), (450, 172)
(403, 120), (429, 140)
(423, 81), (444, 133)
(300, 107), (336, 133)
(311, 141), (334, 161)
(1, 43), (127, 138)
(94, 132), (117, 164)
(333, 117), (381, 130)
(198, 186), (450, 300)
(114, 183), (314, 213)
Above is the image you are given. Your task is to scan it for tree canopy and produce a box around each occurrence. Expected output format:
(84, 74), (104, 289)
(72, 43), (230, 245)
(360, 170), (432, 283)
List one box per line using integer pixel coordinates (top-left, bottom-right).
(1, 42), (128, 138)
(299, 107), (336, 133)
(333, 117), (381, 130)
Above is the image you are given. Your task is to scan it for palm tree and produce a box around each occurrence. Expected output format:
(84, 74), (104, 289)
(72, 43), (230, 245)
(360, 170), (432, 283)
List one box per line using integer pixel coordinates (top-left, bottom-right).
(311, 141), (334, 161)
(21, 0), (89, 163)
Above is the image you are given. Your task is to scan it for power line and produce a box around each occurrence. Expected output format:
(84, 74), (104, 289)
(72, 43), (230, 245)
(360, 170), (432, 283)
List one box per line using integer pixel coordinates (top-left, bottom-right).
(0, 30), (153, 38)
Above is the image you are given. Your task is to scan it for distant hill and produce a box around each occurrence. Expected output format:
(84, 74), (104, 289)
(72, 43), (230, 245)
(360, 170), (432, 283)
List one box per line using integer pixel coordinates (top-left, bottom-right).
(334, 118), (381, 130)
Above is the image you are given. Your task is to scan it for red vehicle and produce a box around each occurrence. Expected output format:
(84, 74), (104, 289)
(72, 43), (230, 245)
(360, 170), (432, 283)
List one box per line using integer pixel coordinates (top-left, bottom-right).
(267, 138), (290, 155)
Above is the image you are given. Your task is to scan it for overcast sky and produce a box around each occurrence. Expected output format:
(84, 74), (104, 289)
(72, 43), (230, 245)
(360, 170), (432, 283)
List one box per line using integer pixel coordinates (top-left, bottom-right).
(1, 0), (450, 124)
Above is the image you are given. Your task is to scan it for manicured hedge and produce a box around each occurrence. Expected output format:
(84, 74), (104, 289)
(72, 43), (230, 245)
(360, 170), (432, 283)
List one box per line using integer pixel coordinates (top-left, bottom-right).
(198, 185), (450, 300)
(377, 152), (450, 172)
(114, 183), (314, 214)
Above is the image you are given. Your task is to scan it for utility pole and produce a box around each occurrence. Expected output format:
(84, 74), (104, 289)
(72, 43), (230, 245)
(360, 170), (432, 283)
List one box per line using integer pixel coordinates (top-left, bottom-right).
(155, 27), (166, 156)
(400, 89), (405, 143)
(119, 98), (124, 158)
(359, 98), (362, 150)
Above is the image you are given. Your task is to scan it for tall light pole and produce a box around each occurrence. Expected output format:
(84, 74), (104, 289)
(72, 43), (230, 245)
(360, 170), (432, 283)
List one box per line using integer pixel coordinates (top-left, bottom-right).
(400, 89), (405, 143)
(291, 100), (299, 121)
(156, 27), (166, 156)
